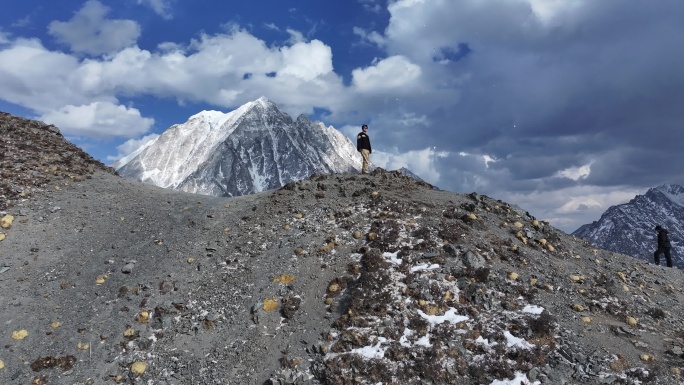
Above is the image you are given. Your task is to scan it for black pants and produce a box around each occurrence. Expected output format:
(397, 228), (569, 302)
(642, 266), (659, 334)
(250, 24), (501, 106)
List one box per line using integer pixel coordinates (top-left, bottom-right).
(654, 247), (673, 267)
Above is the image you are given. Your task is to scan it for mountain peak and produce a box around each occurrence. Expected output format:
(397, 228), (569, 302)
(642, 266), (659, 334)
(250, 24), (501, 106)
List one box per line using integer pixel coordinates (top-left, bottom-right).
(115, 98), (362, 195)
(573, 183), (684, 267)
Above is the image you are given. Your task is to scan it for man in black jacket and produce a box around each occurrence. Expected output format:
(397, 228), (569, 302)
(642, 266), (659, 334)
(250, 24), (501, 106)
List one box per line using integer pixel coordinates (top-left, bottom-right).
(357, 124), (372, 174)
(654, 225), (673, 267)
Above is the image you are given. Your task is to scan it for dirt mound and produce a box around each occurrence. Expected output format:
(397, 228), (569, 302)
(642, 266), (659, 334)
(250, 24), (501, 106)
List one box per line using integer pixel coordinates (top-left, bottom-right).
(1, 112), (684, 384)
(0, 112), (115, 211)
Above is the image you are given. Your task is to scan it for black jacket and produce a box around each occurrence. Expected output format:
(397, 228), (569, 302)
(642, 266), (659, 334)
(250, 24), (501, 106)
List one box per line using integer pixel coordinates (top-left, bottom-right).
(658, 229), (672, 249)
(357, 132), (371, 153)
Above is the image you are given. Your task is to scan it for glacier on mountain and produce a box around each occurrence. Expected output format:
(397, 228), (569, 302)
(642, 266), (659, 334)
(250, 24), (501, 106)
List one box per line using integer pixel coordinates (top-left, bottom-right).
(114, 98), (362, 197)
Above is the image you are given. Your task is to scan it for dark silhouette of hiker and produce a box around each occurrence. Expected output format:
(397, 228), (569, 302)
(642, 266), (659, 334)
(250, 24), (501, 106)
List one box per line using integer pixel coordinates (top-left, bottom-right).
(654, 225), (673, 267)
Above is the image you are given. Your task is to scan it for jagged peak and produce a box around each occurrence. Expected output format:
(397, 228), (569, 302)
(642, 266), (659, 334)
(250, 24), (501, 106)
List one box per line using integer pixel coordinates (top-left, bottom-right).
(654, 183), (684, 195)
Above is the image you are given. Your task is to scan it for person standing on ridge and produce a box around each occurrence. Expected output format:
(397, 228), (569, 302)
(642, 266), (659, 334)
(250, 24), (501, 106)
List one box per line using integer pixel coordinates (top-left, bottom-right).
(357, 124), (372, 174)
(654, 225), (673, 267)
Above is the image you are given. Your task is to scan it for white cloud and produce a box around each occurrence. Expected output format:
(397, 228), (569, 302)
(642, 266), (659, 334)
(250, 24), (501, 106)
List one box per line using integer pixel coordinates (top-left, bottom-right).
(373, 147), (449, 184)
(48, 0), (141, 55)
(353, 27), (386, 48)
(0, 31), (10, 45)
(279, 40), (334, 80)
(39, 102), (154, 138)
(138, 0), (174, 20)
(352, 55), (421, 92)
(554, 162), (592, 181)
(109, 133), (160, 163)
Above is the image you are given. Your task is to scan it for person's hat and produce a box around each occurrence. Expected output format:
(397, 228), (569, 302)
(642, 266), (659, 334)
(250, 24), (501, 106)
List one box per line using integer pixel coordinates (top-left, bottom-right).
(655, 225), (663, 231)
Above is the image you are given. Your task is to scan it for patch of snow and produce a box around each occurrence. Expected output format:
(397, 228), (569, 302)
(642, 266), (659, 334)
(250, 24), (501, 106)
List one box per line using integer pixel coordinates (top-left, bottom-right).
(410, 263), (440, 272)
(504, 331), (535, 349)
(351, 337), (388, 359)
(489, 372), (541, 385)
(522, 305), (545, 314)
(417, 308), (469, 325)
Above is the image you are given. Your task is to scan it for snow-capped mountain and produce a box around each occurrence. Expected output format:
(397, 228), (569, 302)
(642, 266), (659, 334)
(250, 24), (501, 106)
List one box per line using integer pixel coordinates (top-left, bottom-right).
(572, 184), (684, 267)
(114, 98), (362, 197)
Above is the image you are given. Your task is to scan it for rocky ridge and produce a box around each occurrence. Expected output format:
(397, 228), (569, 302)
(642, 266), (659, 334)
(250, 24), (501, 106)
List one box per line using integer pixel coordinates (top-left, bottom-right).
(1, 113), (684, 384)
(0, 111), (115, 212)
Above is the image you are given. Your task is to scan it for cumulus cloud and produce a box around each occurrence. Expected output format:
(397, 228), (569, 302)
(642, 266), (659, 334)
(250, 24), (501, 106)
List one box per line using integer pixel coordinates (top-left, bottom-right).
(39, 102), (154, 138)
(109, 133), (160, 164)
(138, 0), (174, 20)
(373, 147), (449, 185)
(48, 0), (141, 55)
(352, 56), (421, 92)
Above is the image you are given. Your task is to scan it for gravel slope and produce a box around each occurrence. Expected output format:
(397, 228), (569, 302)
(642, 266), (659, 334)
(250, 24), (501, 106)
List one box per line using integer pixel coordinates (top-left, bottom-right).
(2, 112), (684, 385)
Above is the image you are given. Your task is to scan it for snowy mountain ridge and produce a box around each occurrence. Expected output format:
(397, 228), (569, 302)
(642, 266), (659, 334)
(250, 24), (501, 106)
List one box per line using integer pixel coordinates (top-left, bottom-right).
(114, 98), (363, 197)
(572, 184), (684, 268)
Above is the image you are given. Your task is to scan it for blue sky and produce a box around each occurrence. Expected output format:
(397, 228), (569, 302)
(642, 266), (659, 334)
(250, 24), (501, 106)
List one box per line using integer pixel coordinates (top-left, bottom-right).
(2, 0), (684, 232)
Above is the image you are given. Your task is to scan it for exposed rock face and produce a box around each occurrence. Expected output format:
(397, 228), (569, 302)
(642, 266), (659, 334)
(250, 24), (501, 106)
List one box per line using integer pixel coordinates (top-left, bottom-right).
(573, 184), (684, 268)
(114, 98), (362, 197)
(0, 112), (114, 211)
(3, 113), (684, 384)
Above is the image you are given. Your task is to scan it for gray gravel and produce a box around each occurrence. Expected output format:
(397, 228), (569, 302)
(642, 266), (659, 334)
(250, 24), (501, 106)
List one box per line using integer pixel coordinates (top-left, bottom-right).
(2, 112), (684, 384)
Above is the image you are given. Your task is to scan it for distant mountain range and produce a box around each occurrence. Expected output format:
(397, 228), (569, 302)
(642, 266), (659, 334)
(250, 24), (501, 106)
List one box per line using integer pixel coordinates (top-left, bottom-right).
(114, 98), (362, 197)
(573, 184), (684, 268)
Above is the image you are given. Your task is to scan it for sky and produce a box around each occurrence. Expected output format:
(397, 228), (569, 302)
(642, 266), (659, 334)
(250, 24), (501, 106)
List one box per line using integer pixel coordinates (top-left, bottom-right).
(1, 0), (684, 233)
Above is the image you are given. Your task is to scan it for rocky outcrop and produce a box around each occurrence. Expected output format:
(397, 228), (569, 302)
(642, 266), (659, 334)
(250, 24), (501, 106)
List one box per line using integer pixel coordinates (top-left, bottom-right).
(0, 112), (114, 211)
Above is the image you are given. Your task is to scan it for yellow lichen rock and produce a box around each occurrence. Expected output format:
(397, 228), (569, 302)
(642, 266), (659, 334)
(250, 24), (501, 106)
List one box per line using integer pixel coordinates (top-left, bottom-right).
(616, 272), (627, 282)
(11, 330), (28, 340)
(187, 258), (195, 264)
(353, 230), (362, 239)
(371, 191), (379, 197)
(418, 299), (426, 306)
(263, 299), (278, 312)
(581, 317), (592, 324)
(1, 215), (14, 229)
(294, 213), (303, 219)
(569, 275), (584, 282)
(532, 220), (540, 227)
(95, 274), (108, 285)
(468, 213), (477, 220)
(515, 232), (527, 244)
(328, 283), (340, 292)
(123, 328), (136, 337)
(0, 233), (5, 241)
(136, 311), (150, 323)
(623, 284), (630, 292)
(444, 291), (453, 301)
(131, 361), (147, 376)
(51, 321), (61, 329)
(274, 274), (295, 284)
(626, 316), (638, 327)
(547, 244), (555, 252)
(538, 239), (547, 246)
(572, 304), (586, 312)
(513, 221), (523, 228)
(507, 272), (519, 281)
(77, 342), (89, 350)
(640, 354), (654, 362)
(424, 305), (439, 316)
(530, 278), (537, 285)
(324, 297), (333, 305)
(367, 232), (377, 241)
(0, 359), (4, 369)
(283, 224), (291, 230)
